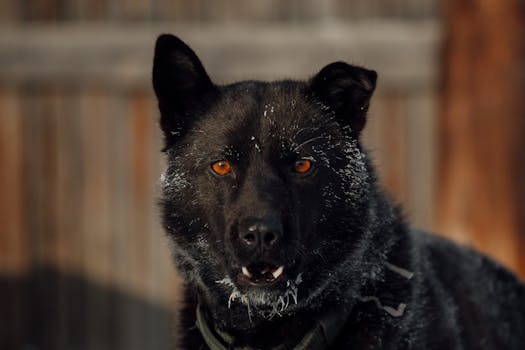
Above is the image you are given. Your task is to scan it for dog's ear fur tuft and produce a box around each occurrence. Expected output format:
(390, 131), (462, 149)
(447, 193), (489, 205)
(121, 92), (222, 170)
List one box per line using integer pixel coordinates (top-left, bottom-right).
(152, 34), (218, 147)
(309, 62), (377, 138)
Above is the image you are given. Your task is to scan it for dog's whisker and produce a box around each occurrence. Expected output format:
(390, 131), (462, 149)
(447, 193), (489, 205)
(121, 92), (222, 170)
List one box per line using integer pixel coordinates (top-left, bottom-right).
(292, 135), (328, 152)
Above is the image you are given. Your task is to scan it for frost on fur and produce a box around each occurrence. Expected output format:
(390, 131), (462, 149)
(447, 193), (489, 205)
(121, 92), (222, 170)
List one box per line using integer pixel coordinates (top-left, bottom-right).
(216, 273), (304, 321)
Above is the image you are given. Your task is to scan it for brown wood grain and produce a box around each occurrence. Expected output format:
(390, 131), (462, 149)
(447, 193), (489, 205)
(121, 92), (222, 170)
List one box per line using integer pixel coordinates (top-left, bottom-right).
(0, 88), (29, 349)
(0, 88), (28, 275)
(439, 0), (525, 277)
(364, 92), (410, 206)
(78, 89), (114, 350)
(9, 0), (440, 22)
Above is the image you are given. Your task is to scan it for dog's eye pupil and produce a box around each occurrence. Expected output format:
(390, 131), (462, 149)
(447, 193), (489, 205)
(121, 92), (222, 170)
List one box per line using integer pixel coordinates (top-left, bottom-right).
(211, 160), (232, 175)
(293, 159), (312, 174)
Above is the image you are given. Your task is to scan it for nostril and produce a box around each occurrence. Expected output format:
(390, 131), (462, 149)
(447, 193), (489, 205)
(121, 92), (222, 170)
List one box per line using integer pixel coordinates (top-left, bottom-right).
(242, 232), (257, 245)
(263, 231), (278, 246)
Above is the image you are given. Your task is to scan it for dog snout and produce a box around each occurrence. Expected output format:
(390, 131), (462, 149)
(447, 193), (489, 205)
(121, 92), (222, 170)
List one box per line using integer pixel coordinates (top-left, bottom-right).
(238, 216), (283, 250)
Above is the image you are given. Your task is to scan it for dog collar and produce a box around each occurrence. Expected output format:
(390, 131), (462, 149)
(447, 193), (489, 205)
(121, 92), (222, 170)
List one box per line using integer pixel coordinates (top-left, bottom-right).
(195, 302), (348, 350)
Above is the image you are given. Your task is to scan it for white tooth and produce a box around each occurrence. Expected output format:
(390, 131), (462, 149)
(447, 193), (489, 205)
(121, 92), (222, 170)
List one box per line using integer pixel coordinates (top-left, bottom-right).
(272, 266), (284, 279)
(242, 266), (252, 278)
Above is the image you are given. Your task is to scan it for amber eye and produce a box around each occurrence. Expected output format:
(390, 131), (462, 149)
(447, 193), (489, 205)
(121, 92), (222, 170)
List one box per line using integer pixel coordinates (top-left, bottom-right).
(211, 160), (232, 176)
(293, 159), (312, 174)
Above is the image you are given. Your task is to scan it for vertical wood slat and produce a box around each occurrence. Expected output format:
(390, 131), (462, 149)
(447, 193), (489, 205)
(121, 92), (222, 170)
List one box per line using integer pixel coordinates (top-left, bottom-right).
(379, 93), (409, 205)
(439, 0), (525, 276)
(0, 0), (20, 21)
(406, 93), (436, 230)
(364, 90), (436, 230)
(22, 0), (61, 21)
(20, 88), (58, 350)
(136, 89), (172, 350)
(0, 88), (29, 350)
(107, 89), (133, 350)
(0, 88), (27, 274)
(78, 89), (115, 350)
(123, 88), (153, 350)
(364, 91), (409, 206)
(146, 90), (181, 349)
(65, 0), (108, 21)
(122, 0), (153, 20)
(54, 91), (86, 350)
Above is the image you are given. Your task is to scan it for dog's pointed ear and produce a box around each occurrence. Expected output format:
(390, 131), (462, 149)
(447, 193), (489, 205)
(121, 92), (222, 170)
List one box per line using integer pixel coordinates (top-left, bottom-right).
(309, 62), (377, 138)
(152, 34), (218, 146)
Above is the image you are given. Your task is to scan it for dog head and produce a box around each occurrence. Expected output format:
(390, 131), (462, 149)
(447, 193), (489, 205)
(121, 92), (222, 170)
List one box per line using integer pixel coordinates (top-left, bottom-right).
(153, 34), (377, 324)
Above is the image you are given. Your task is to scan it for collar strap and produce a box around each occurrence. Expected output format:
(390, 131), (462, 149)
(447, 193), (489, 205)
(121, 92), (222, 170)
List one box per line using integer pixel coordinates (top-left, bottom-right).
(195, 303), (348, 350)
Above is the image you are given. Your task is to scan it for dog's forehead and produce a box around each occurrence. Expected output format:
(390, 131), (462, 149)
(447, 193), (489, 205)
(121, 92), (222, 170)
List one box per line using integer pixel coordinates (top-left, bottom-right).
(193, 82), (326, 153)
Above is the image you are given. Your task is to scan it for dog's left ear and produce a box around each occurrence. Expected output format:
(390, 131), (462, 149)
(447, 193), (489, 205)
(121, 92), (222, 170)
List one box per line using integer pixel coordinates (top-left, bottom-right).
(152, 34), (218, 147)
(309, 62), (377, 137)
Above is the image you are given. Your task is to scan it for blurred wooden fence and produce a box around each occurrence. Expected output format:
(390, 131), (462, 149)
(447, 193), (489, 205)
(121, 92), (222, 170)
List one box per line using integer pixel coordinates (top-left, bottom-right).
(0, 0), (437, 22)
(438, 0), (525, 279)
(0, 85), (177, 349)
(3, 0), (525, 348)
(0, 22), (440, 349)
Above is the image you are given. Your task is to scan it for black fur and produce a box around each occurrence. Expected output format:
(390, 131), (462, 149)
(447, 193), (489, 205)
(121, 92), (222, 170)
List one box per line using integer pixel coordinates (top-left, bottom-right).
(152, 34), (525, 349)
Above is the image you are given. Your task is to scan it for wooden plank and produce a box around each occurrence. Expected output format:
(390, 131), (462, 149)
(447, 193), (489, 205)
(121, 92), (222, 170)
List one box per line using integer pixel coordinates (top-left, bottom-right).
(0, 87), (30, 350)
(0, 88), (28, 275)
(64, 0), (108, 21)
(20, 89), (43, 271)
(147, 90), (181, 347)
(141, 88), (164, 349)
(439, 0), (525, 277)
(41, 89), (77, 350)
(0, 22), (439, 90)
(146, 92), (181, 306)
(129, 89), (151, 296)
(43, 89), (66, 270)
(5, 0), (439, 22)
(79, 89), (113, 287)
(141, 89), (177, 349)
(363, 90), (437, 231)
(364, 91), (409, 205)
(123, 0), (153, 20)
(77, 89), (115, 350)
(0, 0), (20, 21)
(52, 89), (81, 350)
(405, 93), (436, 230)
(19, 87), (58, 350)
(106, 89), (134, 349)
(97, 88), (153, 350)
(54, 91), (88, 350)
(123, 88), (155, 350)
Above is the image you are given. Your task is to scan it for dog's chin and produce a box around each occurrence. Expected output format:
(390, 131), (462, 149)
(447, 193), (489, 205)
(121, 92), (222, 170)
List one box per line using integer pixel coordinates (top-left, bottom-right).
(214, 263), (305, 317)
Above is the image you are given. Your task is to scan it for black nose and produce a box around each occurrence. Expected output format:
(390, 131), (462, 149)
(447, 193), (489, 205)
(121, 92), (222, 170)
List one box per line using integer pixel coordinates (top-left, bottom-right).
(239, 216), (283, 249)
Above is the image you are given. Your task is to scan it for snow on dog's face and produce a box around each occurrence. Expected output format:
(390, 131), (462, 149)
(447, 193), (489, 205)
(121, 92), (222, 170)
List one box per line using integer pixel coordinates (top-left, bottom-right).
(153, 35), (377, 322)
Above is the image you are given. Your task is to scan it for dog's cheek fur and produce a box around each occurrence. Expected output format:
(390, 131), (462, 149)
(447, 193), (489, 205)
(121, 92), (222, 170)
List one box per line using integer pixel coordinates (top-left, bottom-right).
(292, 145), (372, 302)
(160, 148), (228, 294)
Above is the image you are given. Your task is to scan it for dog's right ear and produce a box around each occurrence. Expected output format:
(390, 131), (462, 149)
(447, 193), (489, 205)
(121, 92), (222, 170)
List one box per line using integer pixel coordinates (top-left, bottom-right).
(309, 62), (377, 139)
(152, 34), (218, 146)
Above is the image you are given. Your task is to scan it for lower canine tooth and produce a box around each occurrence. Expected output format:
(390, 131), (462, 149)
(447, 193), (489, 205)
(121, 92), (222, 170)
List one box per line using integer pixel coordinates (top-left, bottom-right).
(242, 266), (252, 278)
(272, 266), (284, 279)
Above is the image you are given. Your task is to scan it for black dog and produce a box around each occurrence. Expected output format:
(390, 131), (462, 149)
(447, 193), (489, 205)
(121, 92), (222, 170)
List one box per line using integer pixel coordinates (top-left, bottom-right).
(152, 34), (525, 349)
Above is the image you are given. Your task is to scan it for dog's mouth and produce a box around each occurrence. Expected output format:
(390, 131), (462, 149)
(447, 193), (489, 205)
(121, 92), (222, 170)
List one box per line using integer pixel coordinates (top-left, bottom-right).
(237, 262), (285, 286)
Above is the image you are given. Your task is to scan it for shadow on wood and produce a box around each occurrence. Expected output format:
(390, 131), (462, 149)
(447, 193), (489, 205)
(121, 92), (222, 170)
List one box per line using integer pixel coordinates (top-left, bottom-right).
(0, 267), (175, 350)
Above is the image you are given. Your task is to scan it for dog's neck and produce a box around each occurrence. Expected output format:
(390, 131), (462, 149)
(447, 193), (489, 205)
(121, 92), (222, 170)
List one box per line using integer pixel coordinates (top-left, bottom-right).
(196, 299), (350, 349)
(194, 246), (413, 350)
(194, 254), (413, 350)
